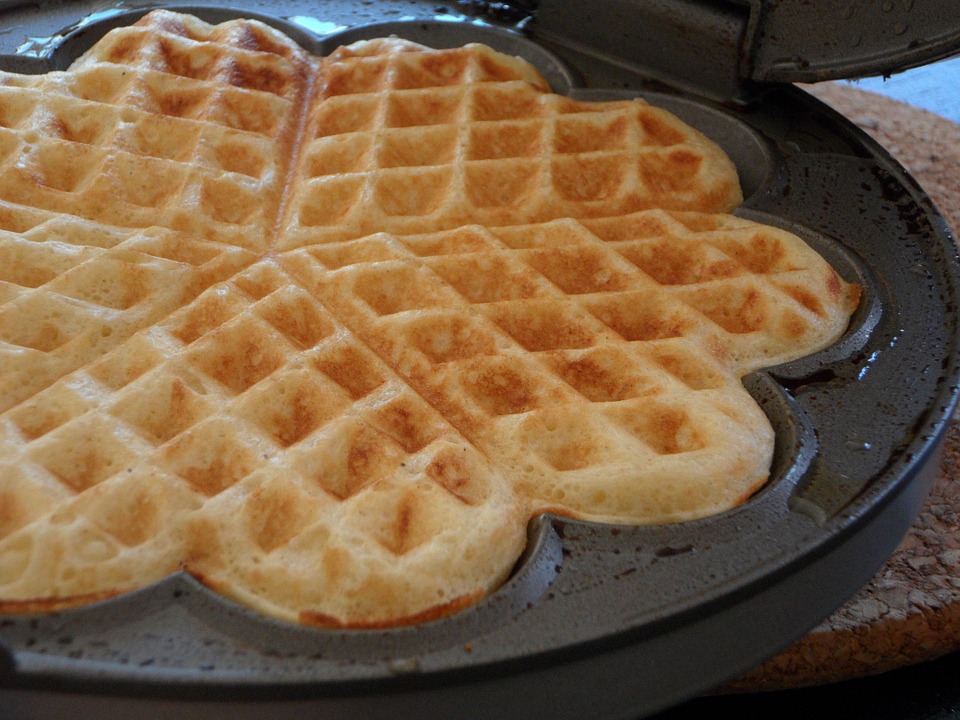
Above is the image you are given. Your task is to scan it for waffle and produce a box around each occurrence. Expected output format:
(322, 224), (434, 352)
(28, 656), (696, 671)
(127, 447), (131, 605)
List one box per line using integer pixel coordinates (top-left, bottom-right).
(278, 36), (744, 248)
(0, 10), (859, 627)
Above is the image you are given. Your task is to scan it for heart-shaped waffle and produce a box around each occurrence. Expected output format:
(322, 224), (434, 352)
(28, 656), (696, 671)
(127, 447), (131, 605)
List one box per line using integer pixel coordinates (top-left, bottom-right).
(0, 10), (858, 626)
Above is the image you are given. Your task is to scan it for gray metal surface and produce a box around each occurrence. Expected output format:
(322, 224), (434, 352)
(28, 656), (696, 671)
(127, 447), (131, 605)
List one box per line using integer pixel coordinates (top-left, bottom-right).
(0, 3), (958, 719)
(533, 0), (960, 99)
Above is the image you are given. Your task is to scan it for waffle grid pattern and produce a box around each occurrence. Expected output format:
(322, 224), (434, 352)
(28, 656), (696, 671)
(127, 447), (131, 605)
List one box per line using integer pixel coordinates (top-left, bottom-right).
(280, 38), (742, 247)
(283, 209), (844, 519)
(0, 11), (858, 626)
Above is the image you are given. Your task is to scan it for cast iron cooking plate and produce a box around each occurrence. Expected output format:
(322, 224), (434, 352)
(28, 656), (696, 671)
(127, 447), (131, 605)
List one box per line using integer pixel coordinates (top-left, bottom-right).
(0, 2), (958, 719)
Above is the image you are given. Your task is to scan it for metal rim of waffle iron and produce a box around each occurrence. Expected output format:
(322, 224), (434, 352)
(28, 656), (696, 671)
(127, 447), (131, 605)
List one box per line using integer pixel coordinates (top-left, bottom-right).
(0, 3), (958, 719)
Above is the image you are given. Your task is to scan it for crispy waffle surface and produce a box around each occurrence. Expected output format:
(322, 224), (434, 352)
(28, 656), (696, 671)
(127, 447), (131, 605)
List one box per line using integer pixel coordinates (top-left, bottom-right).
(0, 10), (860, 627)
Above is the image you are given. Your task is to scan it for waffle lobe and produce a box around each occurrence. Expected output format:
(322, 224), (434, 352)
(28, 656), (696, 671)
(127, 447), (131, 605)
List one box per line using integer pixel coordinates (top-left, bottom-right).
(0, 10), (859, 626)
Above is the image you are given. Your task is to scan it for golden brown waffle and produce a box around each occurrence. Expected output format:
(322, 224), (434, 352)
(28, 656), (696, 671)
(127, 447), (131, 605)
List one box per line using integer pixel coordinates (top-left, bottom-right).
(0, 10), (859, 626)
(279, 36), (744, 248)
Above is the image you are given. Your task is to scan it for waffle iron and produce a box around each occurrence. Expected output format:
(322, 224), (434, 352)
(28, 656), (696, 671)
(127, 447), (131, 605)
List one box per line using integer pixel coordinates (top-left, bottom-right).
(0, 1), (959, 718)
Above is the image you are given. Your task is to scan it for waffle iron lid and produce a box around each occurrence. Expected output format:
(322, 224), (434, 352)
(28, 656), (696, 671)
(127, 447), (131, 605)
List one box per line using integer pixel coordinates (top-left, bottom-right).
(532, 0), (960, 100)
